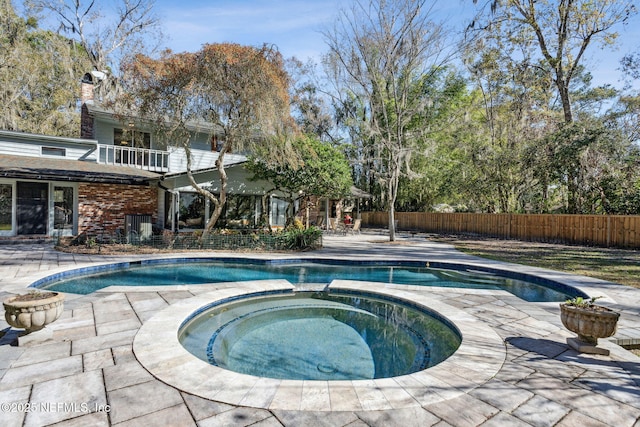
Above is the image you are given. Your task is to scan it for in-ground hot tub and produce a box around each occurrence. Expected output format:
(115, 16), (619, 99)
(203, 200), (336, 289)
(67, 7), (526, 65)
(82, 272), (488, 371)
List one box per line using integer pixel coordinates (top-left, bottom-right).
(133, 281), (507, 411)
(178, 290), (462, 381)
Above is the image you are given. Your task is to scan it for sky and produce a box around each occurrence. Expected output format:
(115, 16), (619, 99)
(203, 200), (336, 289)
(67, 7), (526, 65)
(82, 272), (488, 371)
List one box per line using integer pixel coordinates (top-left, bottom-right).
(155, 0), (478, 60)
(152, 0), (639, 90)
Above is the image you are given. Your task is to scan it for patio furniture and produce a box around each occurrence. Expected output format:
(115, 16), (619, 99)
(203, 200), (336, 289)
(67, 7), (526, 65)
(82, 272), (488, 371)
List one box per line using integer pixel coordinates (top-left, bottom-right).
(347, 219), (361, 235)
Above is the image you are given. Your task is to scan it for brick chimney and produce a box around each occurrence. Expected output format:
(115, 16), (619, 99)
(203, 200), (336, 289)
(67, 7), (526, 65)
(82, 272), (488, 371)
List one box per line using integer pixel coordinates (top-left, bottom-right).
(80, 73), (94, 139)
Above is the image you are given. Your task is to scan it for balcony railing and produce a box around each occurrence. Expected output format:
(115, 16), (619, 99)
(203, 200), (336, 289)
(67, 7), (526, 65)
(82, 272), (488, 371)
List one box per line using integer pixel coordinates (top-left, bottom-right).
(98, 144), (169, 172)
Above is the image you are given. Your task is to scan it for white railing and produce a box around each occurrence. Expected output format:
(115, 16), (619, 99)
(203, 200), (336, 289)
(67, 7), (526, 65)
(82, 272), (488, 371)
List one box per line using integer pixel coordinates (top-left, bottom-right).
(98, 145), (169, 172)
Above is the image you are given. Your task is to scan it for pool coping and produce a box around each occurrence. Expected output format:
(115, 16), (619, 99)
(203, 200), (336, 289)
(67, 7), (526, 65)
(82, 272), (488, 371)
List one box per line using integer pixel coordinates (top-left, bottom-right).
(133, 279), (506, 412)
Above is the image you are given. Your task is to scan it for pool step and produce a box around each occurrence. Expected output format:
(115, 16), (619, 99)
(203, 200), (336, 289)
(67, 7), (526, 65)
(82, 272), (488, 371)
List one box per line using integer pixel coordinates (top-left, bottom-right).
(294, 283), (330, 292)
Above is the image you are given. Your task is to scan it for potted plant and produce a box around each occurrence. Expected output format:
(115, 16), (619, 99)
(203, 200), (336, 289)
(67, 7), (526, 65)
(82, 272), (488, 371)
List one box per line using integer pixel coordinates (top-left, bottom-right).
(560, 296), (620, 356)
(3, 290), (65, 334)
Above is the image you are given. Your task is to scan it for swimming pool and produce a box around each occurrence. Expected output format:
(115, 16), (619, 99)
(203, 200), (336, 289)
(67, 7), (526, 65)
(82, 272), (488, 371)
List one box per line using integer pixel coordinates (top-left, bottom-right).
(35, 258), (584, 302)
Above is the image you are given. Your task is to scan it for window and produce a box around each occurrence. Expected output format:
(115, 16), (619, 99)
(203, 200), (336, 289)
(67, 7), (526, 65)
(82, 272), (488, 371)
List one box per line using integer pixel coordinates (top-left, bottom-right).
(42, 147), (66, 157)
(270, 197), (288, 227)
(221, 195), (258, 227)
(179, 193), (205, 229)
(53, 186), (74, 231)
(114, 128), (150, 149)
(114, 128), (151, 165)
(211, 135), (224, 152)
(0, 184), (12, 231)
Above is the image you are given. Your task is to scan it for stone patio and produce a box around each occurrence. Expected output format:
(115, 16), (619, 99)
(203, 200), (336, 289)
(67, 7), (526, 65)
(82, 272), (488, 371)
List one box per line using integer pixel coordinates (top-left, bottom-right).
(0, 233), (638, 426)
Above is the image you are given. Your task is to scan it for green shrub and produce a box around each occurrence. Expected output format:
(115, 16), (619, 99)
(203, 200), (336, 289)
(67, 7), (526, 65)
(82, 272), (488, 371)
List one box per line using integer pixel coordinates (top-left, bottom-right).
(282, 226), (323, 250)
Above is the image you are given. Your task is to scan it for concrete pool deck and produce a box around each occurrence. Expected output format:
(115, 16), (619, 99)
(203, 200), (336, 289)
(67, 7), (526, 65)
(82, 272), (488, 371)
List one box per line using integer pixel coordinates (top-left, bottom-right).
(0, 232), (638, 426)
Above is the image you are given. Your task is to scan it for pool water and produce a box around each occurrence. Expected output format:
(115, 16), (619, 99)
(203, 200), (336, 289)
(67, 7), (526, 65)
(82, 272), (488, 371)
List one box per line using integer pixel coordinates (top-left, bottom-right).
(178, 291), (462, 380)
(38, 258), (580, 302)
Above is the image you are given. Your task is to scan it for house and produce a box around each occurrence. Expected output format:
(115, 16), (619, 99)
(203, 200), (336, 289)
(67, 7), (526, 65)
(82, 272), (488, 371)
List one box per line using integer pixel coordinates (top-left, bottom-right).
(0, 74), (287, 240)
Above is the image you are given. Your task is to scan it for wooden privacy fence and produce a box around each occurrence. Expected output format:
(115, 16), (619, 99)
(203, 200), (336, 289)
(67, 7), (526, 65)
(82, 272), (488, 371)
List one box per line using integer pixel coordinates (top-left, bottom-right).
(361, 212), (640, 248)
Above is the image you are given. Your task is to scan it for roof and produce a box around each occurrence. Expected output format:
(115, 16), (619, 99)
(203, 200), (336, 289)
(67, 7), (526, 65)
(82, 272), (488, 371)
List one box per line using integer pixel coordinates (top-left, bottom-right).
(0, 154), (161, 185)
(161, 155), (247, 180)
(86, 102), (223, 135)
(350, 185), (372, 199)
(0, 129), (97, 147)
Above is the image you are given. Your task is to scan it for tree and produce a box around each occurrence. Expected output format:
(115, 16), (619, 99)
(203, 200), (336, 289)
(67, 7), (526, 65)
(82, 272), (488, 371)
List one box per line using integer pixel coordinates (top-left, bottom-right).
(26, 0), (162, 101)
(394, 70), (478, 212)
(469, 0), (637, 124)
(248, 134), (352, 224)
(617, 52), (640, 142)
(607, 94), (640, 144)
(461, 32), (561, 213)
(621, 49), (640, 87)
(527, 119), (627, 213)
(323, 0), (452, 241)
(598, 145), (640, 214)
(0, 0), (91, 135)
(467, 1), (635, 213)
(287, 58), (335, 142)
(119, 43), (293, 239)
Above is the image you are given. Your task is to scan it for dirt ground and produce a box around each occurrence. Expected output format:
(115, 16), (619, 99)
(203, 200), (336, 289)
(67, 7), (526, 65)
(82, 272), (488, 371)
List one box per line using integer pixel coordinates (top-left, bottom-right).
(54, 243), (278, 256)
(56, 243), (172, 255)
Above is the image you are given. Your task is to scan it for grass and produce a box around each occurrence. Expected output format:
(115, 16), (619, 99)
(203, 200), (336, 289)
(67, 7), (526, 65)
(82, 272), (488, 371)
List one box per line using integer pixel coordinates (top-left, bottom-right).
(430, 234), (640, 289)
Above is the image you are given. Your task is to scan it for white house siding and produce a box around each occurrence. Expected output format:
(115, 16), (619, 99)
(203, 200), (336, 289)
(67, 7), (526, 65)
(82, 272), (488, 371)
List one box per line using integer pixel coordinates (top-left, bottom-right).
(168, 147), (219, 173)
(0, 132), (97, 161)
(93, 121), (114, 148)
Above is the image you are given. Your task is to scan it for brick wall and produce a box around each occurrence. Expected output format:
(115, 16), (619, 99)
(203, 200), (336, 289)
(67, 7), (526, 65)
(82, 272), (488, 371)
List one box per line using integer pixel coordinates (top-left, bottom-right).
(80, 104), (94, 139)
(299, 197), (346, 227)
(78, 183), (158, 236)
(80, 80), (94, 139)
(81, 80), (94, 102)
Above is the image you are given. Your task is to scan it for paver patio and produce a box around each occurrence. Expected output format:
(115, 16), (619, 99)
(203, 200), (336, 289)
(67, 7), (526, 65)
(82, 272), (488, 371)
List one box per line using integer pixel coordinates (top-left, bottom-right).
(0, 233), (638, 426)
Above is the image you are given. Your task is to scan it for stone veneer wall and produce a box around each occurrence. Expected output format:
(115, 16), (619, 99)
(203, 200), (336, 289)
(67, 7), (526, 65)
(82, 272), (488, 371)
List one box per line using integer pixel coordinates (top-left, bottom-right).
(78, 183), (158, 236)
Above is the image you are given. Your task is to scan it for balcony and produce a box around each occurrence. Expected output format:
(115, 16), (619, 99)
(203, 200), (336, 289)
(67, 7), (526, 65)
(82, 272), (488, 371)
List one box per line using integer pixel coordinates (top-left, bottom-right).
(98, 144), (169, 172)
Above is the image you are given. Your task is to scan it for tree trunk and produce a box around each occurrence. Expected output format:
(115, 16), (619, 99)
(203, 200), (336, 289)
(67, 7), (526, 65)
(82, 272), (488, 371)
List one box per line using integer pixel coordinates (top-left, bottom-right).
(183, 143), (229, 244)
(557, 81), (573, 124)
(388, 205), (396, 241)
(202, 153), (228, 239)
(566, 171), (579, 214)
(388, 176), (397, 242)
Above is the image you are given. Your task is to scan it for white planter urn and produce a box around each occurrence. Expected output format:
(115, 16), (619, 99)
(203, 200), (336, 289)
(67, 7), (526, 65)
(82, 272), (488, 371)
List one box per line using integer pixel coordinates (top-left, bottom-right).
(3, 292), (65, 333)
(560, 302), (619, 356)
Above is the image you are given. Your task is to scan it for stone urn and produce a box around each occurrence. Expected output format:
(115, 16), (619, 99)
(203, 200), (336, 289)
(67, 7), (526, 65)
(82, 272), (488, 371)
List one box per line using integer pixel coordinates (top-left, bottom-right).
(560, 301), (620, 356)
(3, 291), (65, 333)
